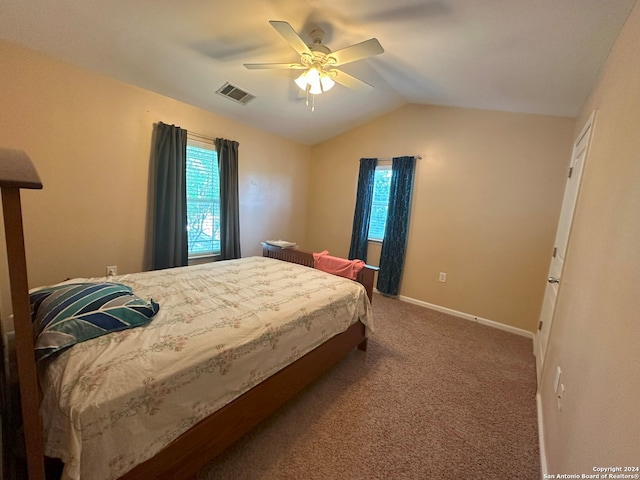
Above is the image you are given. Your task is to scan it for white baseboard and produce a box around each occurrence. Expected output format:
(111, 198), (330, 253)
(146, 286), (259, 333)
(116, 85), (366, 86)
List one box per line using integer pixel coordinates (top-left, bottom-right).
(391, 293), (534, 339)
(536, 392), (548, 478)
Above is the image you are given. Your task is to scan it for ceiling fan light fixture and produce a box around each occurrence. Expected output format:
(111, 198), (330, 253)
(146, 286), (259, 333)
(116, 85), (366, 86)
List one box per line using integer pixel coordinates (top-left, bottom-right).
(295, 67), (335, 95)
(309, 79), (323, 95)
(297, 67), (322, 93)
(320, 73), (335, 92)
(294, 70), (310, 91)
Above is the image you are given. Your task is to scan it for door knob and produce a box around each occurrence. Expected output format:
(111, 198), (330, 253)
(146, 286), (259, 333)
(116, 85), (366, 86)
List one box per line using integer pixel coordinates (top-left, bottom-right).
(547, 277), (560, 284)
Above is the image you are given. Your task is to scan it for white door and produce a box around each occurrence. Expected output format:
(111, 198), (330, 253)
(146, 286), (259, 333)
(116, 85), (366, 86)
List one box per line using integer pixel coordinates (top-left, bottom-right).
(535, 111), (595, 382)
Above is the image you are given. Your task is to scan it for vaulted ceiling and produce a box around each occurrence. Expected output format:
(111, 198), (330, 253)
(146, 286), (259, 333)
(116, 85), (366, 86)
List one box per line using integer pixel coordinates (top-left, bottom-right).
(1, 0), (636, 144)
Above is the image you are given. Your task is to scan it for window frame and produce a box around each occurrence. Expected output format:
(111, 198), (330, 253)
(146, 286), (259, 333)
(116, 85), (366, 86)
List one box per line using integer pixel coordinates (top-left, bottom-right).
(367, 163), (392, 243)
(185, 135), (221, 262)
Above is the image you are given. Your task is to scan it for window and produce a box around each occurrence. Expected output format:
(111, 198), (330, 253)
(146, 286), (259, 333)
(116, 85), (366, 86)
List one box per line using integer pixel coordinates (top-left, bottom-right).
(368, 165), (392, 241)
(186, 140), (220, 257)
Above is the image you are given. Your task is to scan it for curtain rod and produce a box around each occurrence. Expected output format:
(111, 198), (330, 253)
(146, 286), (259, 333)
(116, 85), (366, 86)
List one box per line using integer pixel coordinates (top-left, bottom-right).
(187, 131), (215, 142)
(376, 155), (422, 161)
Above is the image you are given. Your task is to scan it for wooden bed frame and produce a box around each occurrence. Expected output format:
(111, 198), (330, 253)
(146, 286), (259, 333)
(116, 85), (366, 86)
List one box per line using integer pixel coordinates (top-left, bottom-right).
(0, 150), (375, 480)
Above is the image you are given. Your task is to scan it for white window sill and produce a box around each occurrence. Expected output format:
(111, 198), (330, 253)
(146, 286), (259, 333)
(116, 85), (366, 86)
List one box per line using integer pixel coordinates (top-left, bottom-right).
(188, 254), (221, 266)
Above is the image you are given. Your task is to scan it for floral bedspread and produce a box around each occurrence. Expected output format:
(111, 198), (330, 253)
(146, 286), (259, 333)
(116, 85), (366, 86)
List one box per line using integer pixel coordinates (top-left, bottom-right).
(38, 256), (373, 480)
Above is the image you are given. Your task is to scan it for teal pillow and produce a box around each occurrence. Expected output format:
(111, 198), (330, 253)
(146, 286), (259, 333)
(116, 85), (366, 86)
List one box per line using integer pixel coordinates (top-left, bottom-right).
(30, 282), (160, 361)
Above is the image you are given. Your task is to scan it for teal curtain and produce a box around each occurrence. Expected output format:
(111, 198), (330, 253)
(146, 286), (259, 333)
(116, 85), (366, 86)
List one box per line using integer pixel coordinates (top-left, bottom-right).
(377, 156), (416, 296)
(216, 138), (241, 260)
(348, 158), (378, 261)
(151, 122), (188, 270)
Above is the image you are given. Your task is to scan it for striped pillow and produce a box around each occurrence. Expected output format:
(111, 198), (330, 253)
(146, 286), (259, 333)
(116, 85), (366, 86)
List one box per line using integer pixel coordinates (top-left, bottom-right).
(30, 282), (160, 361)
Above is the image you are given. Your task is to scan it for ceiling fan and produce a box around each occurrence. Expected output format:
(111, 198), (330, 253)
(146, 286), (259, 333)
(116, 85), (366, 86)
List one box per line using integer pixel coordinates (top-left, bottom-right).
(244, 21), (384, 100)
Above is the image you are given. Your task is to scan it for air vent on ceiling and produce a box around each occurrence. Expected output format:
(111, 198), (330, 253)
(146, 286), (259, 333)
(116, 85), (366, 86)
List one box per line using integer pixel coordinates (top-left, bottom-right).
(216, 82), (256, 106)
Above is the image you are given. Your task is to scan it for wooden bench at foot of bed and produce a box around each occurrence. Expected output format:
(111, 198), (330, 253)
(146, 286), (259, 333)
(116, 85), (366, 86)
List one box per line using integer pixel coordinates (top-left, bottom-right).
(261, 242), (378, 304)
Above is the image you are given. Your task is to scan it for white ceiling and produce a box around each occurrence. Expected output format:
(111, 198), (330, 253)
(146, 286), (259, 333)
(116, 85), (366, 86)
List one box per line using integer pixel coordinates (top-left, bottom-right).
(0, 0), (636, 145)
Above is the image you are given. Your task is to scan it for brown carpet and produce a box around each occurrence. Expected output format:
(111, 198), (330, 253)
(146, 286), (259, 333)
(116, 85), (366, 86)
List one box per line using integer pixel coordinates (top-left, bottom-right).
(197, 294), (540, 480)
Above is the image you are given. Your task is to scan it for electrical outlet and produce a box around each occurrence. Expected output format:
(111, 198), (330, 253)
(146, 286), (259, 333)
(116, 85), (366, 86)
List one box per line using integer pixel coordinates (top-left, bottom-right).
(106, 265), (118, 276)
(438, 272), (447, 283)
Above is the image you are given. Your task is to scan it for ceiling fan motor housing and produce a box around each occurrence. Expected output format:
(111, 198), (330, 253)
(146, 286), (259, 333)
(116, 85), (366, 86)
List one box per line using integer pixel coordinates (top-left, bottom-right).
(309, 44), (331, 55)
(309, 27), (325, 44)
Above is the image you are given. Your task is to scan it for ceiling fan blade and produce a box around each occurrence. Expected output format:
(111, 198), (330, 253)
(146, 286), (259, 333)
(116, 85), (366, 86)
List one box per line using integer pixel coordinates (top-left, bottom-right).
(244, 62), (306, 70)
(331, 69), (374, 93)
(269, 20), (312, 56)
(328, 38), (384, 66)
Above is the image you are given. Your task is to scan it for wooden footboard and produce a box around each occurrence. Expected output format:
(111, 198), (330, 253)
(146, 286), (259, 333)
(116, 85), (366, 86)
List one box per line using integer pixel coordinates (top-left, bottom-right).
(261, 243), (377, 303)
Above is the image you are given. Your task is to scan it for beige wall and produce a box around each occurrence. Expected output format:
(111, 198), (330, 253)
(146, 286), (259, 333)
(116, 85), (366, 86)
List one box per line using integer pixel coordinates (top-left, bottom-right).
(308, 104), (575, 332)
(538, 1), (640, 473)
(0, 40), (311, 324)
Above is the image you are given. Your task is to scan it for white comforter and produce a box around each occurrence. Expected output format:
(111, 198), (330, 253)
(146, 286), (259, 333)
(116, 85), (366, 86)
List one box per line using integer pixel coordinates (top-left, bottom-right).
(38, 256), (373, 480)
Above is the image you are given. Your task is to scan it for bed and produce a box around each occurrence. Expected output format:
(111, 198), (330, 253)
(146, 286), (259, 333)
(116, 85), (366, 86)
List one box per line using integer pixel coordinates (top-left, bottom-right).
(0, 150), (375, 480)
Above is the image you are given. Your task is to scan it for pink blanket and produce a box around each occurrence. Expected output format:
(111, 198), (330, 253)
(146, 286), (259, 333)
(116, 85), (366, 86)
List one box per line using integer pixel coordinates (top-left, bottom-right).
(312, 250), (365, 281)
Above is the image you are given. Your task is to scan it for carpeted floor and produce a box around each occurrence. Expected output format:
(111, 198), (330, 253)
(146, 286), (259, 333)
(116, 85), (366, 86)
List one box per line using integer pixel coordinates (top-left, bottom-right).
(197, 294), (540, 480)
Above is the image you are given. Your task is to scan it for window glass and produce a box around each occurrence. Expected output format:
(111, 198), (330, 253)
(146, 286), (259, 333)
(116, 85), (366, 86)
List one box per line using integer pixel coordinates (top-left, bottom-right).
(186, 142), (220, 257)
(368, 166), (392, 241)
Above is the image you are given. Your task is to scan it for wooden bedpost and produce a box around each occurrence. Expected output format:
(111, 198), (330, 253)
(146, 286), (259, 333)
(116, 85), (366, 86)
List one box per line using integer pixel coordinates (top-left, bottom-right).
(0, 149), (45, 480)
